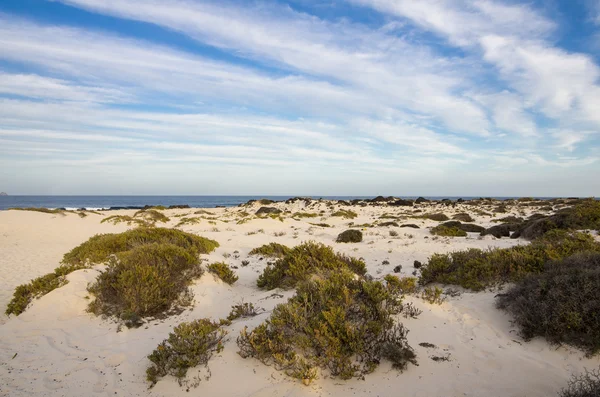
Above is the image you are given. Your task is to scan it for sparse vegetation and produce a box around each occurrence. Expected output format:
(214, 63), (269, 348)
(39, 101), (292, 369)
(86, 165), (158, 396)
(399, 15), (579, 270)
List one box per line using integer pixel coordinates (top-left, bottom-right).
(292, 212), (318, 218)
(207, 262), (239, 285)
(248, 242), (291, 259)
(559, 367), (600, 397)
(336, 229), (363, 243)
(147, 318), (227, 386)
(237, 268), (417, 382)
(385, 275), (418, 294)
(9, 207), (66, 215)
(422, 213), (449, 222)
(452, 213), (474, 222)
(497, 252), (600, 356)
(309, 222), (331, 228)
(421, 286), (445, 305)
(331, 209), (357, 219)
(420, 230), (600, 291)
(256, 241), (366, 290)
(175, 217), (202, 227)
(227, 302), (259, 321)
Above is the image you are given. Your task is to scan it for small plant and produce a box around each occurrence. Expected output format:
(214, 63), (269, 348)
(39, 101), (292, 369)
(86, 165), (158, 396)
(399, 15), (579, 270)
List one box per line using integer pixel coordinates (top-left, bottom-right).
(248, 243), (291, 259)
(385, 275), (418, 294)
(309, 222), (331, 228)
(146, 318), (227, 387)
(292, 212), (318, 218)
(336, 229), (363, 243)
(207, 262), (239, 285)
(421, 286), (445, 305)
(559, 367), (600, 397)
(227, 302), (259, 321)
(331, 209), (357, 219)
(241, 260), (249, 267)
(402, 302), (422, 319)
(389, 230), (399, 237)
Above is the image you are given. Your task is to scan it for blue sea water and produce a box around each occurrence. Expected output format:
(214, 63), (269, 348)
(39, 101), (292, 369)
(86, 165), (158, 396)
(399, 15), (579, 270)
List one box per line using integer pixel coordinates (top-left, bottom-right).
(0, 195), (567, 211)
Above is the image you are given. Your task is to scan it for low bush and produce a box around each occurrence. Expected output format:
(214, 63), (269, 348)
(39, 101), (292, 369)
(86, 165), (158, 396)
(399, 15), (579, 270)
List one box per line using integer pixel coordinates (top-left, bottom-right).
(440, 221), (485, 233)
(309, 222), (331, 228)
(336, 229), (363, 243)
(146, 318), (227, 386)
(237, 269), (416, 382)
(420, 230), (600, 291)
(452, 213), (474, 222)
(87, 243), (203, 321)
(559, 367), (600, 397)
(385, 275), (418, 294)
(227, 302), (259, 321)
(497, 252), (600, 356)
(175, 217), (202, 227)
(292, 212), (318, 218)
(6, 228), (218, 317)
(207, 262), (239, 285)
(423, 213), (449, 222)
(133, 209), (170, 224)
(331, 209), (357, 219)
(430, 225), (467, 237)
(101, 215), (149, 227)
(421, 286), (445, 304)
(248, 243), (291, 259)
(256, 241), (366, 290)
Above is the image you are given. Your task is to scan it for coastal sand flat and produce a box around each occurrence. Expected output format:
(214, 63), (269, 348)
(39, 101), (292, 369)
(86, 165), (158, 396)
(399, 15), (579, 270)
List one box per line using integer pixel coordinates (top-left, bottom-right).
(0, 202), (598, 396)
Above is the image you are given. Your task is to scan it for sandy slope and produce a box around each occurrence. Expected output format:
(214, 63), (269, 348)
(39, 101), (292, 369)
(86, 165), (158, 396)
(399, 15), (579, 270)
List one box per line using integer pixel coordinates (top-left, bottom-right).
(0, 202), (598, 397)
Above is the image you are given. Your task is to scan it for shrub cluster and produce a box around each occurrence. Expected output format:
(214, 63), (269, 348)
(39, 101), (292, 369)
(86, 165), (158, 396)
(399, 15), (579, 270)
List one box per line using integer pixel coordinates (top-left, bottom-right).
(87, 243), (203, 321)
(237, 269), (417, 382)
(423, 213), (449, 222)
(430, 225), (467, 237)
(419, 231), (600, 291)
(497, 252), (600, 356)
(331, 209), (357, 219)
(147, 318), (227, 386)
(207, 262), (239, 285)
(559, 367), (600, 397)
(6, 228), (218, 317)
(227, 302), (259, 322)
(336, 229), (363, 243)
(384, 275), (418, 294)
(256, 241), (366, 290)
(248, 242), (291, 259)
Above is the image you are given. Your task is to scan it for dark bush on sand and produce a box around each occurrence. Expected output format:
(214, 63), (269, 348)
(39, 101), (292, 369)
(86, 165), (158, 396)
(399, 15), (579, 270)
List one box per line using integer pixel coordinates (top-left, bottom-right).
(497, 252), (600, 356)
(481, 223), (521, 238)
(559, 367), (600, 397)
(256, 241), (366, 290)
(423, 213), (450, 222)
(430, 225), (467, 237)
(440, 221), (485, 233)
(238, 268), (417, 383)
(207, 262), (239, 285)
(336, 229), (363, 243)
(6, 228), (218, 316)
(420, 231), (600, 291)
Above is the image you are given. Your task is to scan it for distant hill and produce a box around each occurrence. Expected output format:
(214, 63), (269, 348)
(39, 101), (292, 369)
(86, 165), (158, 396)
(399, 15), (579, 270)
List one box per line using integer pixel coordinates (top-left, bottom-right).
(0, 192), (7, 196)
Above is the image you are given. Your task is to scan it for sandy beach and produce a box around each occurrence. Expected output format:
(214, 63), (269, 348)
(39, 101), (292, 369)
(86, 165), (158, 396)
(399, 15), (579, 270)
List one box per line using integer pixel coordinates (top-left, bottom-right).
(0, 199), (599, 397)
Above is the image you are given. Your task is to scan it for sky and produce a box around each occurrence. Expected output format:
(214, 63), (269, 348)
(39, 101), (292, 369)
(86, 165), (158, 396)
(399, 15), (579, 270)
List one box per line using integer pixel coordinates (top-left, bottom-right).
(0, 0), (599, 196)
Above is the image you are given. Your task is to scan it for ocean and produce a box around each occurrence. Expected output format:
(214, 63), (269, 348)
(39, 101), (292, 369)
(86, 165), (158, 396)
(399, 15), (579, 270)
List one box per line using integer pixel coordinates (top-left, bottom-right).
(0, 195), (566, 211)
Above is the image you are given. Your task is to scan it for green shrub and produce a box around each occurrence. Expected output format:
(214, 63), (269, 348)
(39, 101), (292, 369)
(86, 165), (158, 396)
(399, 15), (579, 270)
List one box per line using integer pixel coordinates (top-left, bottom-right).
(207, 262), (238, 285)
(430, 225), (467, 237)
(147, 318), (227, 386)
(256, 241), (366, 290)
(237, 269), (416, 382)
(385, 275), (418, 294)
(336, 229), (363, 243)
(133, 209), (170, 224)
(101, 215), (149, 227)
(175, 217), (202, 227)
(292, 212), (318, 218)
(420, 231), (600, 291)
(227, 302), (259, 321)
(497, 252), (600, 356)
(559, 367), (600, 397)
(87, 243), (203, 321)
(62, 228), (218, 266)
(421, 286), (444, 304)
(331, 209), (357, 219)
(309, 222), (331, 228)
(248, 242), (291, 259)
(6, 229), (218, 317)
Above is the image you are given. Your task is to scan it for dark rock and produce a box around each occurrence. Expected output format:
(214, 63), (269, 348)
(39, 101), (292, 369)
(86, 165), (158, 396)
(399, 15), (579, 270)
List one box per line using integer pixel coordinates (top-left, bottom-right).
(413, 260), (422, 269)
(415, 197), (429, 203)
(393, 265), (402, 273)
(390, 199), (413, 207)
(400, 224), (420, 228)
(255, 207), (282, 215)
(452, 213), (474, 222)
(481, 224), (519, 238)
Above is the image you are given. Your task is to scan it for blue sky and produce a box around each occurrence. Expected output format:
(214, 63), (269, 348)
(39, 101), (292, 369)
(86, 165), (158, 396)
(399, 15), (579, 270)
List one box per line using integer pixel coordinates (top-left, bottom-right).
(0, 0), (599, 196)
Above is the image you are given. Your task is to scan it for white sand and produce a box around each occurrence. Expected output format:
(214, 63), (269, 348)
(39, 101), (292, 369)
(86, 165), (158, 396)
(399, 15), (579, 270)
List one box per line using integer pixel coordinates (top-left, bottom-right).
(0, 201), (598, 397)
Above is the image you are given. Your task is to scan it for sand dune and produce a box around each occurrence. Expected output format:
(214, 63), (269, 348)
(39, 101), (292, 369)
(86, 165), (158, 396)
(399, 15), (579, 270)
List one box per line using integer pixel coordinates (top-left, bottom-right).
(0, 202), (598, 397)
